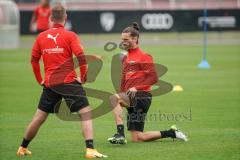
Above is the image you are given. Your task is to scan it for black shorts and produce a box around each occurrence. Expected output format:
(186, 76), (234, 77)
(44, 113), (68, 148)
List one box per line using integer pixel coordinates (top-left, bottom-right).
(38, 81), (89, 113)
(126, 91), (152, 132)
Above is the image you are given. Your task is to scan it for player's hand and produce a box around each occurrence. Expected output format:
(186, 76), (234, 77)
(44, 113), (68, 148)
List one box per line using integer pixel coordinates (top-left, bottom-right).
(30, 24), (35, 33)
(75, 77), (82, 84)
(127, 87), (137, 99)
(40, 80), (45, 86)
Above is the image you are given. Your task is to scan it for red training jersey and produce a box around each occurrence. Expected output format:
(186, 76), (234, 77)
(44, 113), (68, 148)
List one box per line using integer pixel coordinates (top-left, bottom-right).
(31, 23), (87, 87)
(120, 47), (158, 92)
(34, 5), (51, 31)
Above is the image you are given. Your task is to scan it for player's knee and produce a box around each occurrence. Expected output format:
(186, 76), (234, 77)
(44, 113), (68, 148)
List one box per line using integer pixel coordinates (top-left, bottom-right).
(33, 115), (46, 125)
(109, 94), (119, 104)
(131, 137), (140, 142)
(131, 132), (145, 142)
(78, 106), (91, 113)
(109, 94), (117, 101)
(137, 135), (146, 142)
(34, 109), (48, 124)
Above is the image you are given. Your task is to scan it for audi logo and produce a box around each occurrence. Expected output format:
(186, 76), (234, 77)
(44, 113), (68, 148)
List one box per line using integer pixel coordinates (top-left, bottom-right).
(141, 13), (174, 30)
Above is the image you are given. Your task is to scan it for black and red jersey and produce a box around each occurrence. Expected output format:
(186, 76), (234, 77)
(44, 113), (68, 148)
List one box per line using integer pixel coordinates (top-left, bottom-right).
(31, 23), (87, 87)
(120, 47), (158, 92)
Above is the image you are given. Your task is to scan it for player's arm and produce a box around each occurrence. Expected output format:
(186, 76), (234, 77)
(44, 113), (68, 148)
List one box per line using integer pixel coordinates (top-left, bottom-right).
(135, 55), (158, 90)
(31, 37), (43, 85)
(30, 7), (37, 32)
(70, 34), (87, 84)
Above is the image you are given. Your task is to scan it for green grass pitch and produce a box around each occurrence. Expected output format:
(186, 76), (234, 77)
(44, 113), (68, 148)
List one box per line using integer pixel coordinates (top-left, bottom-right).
(0, 36), (240, 160)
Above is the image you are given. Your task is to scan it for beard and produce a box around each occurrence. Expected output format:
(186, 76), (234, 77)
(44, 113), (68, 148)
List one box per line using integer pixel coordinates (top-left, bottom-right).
(119, 41), (133, 51)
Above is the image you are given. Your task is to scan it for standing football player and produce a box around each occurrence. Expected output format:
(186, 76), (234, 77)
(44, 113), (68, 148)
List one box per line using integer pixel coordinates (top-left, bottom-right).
(108, 22), (188, 144)
(30, 0), (51, 33)
(17, 4), (107, 158)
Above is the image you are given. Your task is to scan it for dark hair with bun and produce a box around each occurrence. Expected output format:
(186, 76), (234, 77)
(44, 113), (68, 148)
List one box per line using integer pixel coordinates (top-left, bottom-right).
(122, 22), (140, 38)
(132, 22), (140, 31)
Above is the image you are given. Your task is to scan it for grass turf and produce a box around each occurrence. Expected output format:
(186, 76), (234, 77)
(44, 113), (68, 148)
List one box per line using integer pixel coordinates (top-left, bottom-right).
(0, 40), (240, 160)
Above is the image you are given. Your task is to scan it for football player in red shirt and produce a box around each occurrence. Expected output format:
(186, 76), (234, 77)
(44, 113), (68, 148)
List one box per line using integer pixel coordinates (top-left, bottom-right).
(30, 0), (51, 33)
(17, 4), (107, 158)
(108, 22), (188, 144)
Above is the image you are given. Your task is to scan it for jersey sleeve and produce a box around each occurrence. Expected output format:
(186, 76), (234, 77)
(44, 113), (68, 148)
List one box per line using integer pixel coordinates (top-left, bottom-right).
(135, 54), (158, 89)
(70, 33), (84, 55)
(34, 6), (38, 18)
(70, 33), (87, 83)
(141, 55), (156, 73)
(31, 36), (43, 84)
(31, 36), (41, 60)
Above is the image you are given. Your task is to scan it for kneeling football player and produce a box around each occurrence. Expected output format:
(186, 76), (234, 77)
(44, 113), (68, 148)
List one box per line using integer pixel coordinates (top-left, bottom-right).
(108, 22), (188, 144)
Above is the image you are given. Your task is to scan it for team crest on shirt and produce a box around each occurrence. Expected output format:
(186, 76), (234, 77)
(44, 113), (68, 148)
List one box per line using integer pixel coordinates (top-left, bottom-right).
(129, 61), (136, 65)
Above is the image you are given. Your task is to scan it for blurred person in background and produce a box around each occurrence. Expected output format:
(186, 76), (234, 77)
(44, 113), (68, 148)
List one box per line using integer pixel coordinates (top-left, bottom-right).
(30, 0), (51, 33)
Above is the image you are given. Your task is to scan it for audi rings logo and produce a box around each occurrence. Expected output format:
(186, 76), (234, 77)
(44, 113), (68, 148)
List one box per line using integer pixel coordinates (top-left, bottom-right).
(141, 13), (174, 30)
